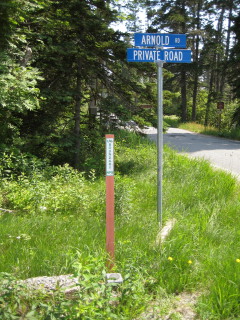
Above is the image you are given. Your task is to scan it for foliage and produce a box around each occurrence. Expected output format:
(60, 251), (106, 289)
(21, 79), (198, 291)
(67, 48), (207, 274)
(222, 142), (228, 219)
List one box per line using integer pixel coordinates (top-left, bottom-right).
(0, 0), (44, 144)
(0, 59), (43, 143)
(230, 14), (240, 100)
(0, 0), (240, 165)
(132, 114), (152, 128)
(0, 254), (148, 320)
(0, 130), (240, 319)
(231, 105), (240, 127)
(0, 147), (48, 179)
(1, 0), (240, 316)
(163, 115), (181, 128)
(175, 120), (240, 141)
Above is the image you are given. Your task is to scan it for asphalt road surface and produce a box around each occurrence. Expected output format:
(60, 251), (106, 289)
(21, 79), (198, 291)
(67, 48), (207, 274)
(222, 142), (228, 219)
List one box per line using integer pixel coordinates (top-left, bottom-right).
(144, 127), (240, 179)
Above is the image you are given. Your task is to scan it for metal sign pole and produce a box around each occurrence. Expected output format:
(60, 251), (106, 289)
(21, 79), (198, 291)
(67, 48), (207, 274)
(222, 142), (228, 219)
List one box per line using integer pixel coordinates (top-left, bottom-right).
(127, 32), (191, 227)
(156, 61), (164, 226)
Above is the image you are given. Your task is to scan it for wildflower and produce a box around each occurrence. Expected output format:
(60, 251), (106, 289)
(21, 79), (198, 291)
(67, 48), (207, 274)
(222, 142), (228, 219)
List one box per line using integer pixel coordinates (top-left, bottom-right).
(236, 259), (240, 263)
(188, 260), (193, 264)
(168, 256), (173, 261)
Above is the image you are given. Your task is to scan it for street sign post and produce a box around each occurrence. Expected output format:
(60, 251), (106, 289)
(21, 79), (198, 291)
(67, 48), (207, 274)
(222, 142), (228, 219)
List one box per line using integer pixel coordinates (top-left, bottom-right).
(134, 33), (186, 48)
(156, 61), (164, 223)
(127, 33), (192, 226)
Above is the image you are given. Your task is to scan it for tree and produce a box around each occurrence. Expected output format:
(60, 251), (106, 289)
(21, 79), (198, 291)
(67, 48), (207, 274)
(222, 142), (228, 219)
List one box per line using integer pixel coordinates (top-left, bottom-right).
(145, 0), (194, 121)
(14, 0), (149, 169)
(17, 0), (118, 167)
(191, 0), (203, 121)
(0, 0), (42, 145)
(229, 8), (240, 126)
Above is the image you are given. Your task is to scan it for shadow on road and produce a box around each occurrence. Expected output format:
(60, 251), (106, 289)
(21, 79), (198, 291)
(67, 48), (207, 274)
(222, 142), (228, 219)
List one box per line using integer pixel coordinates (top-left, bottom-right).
(146, 130), (240, 154)
(145, 127), (240, 177)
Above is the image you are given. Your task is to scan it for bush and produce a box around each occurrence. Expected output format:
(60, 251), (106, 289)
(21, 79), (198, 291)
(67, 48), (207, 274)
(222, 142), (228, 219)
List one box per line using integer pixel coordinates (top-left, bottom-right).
(0, 147), (48, 179)
(0, 254), (149, 320)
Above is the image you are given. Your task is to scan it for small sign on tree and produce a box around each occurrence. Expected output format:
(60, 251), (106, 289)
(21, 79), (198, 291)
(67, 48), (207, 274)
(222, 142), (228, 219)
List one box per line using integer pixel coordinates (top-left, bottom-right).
(217, 102), (224, 110)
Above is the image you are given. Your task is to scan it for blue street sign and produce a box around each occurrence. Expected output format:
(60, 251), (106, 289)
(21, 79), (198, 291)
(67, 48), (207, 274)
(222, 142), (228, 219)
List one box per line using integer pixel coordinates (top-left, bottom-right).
(134, 33), (186, 48)
(127, 48), (192, 63)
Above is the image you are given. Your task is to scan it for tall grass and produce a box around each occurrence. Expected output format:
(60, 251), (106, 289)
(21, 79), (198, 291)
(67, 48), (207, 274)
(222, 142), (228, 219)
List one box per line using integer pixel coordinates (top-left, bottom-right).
(164, 116), (240, 141)
(0, 130), (240, 319)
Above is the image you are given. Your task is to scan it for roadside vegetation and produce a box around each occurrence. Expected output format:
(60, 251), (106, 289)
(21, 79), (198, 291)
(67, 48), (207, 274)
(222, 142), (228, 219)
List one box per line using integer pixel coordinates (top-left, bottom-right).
(164, 115), (240, 141)
(0, 130), (240, 319)
(1, 1), (240, 318)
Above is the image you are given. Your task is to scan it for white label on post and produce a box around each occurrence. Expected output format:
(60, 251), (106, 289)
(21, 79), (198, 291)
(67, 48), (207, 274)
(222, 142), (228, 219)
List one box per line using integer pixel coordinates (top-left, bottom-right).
(106, 138), (114, 176)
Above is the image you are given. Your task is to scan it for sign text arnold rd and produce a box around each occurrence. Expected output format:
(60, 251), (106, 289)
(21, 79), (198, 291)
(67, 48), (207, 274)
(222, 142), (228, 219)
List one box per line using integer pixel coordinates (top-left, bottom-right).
(134, 33), (187, 48)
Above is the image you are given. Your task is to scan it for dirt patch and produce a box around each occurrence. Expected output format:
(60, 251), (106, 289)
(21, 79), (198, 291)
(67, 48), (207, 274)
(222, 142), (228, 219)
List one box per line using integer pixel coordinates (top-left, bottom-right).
(168, 291), (201, 320)
(135, 291), (201, 320)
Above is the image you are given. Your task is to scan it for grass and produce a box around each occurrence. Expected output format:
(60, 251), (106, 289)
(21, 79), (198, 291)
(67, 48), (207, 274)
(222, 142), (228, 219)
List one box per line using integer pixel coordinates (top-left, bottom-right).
(0, 129), (240, 319)
(163, 115), (181, 128)
(164, 115), (240, 140)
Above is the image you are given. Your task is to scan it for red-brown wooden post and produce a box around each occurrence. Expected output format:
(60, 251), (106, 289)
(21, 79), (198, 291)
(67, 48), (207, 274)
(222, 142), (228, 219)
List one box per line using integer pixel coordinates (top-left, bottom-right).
(105, 134), (114, 269)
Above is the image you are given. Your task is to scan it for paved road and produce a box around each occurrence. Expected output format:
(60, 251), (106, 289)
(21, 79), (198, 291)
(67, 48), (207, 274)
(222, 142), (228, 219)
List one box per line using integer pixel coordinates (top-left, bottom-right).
(144, 127), (240, 179)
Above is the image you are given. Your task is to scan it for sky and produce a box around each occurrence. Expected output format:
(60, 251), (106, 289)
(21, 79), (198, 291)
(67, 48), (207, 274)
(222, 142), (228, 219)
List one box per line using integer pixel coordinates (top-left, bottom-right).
(110, 3), (147, 33)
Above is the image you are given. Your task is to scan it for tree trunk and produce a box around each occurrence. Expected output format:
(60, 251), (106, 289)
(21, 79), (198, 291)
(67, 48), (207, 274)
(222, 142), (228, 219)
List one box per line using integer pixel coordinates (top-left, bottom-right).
(204, 70), (214, 127)
(181, 67), (187, 122)
(192, 0), (201, 121)
(180, 0), (187, 122)
(220, 0), (233, 94)
(192, 63), (198, 121)
(215, 5), (225, 94)
(74, 60), (82, 169)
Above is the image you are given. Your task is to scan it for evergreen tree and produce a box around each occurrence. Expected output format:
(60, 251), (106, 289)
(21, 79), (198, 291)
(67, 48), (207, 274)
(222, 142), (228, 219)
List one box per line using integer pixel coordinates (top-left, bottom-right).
(145, 0), (193, 121)
(0, 0), (42, 145)
(15, 0), (147, 168)
(229, 9), (240, 126)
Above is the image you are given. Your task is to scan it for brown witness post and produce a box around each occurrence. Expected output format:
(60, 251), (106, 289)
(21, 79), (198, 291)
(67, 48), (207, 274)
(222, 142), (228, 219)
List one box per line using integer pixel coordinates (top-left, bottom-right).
(105, 134), (114, 269)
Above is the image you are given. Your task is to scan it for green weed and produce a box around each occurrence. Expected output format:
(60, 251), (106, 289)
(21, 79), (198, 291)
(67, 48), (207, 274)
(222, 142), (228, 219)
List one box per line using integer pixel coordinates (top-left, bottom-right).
(170, 120), (240, 141)
(0, 129), (240, 318)
(0, 254), (149, 320)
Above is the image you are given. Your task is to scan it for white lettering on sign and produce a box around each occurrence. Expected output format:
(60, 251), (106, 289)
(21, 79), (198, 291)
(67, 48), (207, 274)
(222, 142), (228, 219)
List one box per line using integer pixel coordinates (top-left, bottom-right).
(141, 34), (170, 46)
(106, 138), (114, 176)
(164, 50), (183, 61)
(133, 49), (161, 61)
(127, 48), (192, 63)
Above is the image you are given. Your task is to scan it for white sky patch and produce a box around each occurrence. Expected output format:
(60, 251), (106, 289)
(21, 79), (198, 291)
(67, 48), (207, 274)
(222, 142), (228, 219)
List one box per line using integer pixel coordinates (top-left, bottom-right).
(110, 5), (147, 33)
